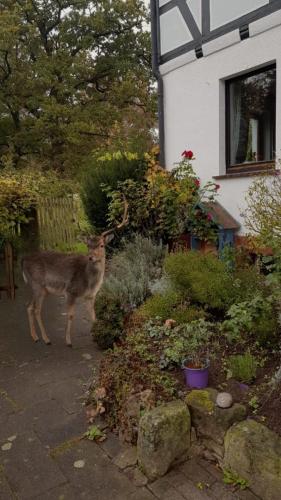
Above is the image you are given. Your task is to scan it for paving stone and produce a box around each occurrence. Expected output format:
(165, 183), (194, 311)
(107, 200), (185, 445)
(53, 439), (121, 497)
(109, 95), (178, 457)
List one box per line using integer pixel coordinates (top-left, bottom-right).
(31, 483), (78, 500)
(46, 377), (85, 414)
(1, 374), (50, 409)
(209, 482), (238, 499)
(166, 471), (211, 499)
(148, 477), (186, 500)
(0, 470), (15, 499)
(125, 467), (148, 487)
(0, 392), (20, 418)
(98, 431), (124, 459)
(0, 431), (66, 499)
(235, 490), (261, 500)
(179, 459), (217, 486)
(53, 438), (136, 498)
(126, 487), (157, 500)
(114, 446), (138, 469)
(196, 459), (223, 482)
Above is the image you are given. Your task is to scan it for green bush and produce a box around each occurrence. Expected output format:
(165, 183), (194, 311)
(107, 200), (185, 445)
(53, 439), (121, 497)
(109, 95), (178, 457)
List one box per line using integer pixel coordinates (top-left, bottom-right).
(99, 235), (165, 311)
(93, 235), (166, 348)
(138, 291), (206, 323)
(222, 294), (279, 345)
(82, 153), (146, 231)
(92, 305), (124, 350)
(227, 352), (258, 383)
(232, 267), (266, 304)
(164, 251), (233, 311)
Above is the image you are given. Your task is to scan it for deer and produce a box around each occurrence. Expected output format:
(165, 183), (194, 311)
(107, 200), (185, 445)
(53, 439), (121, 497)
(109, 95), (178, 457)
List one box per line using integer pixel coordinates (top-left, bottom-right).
(22, 198), (128, 347)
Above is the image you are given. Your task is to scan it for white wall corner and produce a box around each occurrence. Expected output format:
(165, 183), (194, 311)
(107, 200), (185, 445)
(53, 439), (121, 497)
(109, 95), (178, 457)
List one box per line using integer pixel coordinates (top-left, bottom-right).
(203, 30), (240, 57)
(249, 9), (281, 37)
(159, 50), (197, 76)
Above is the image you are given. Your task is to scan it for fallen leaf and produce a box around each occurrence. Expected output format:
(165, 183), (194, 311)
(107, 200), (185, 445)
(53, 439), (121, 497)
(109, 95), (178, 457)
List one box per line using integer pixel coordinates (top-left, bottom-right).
(1, 442), (12, 451)
(82, 353), (92, 361)
(7, 435), (17, 442)
(74, 460), (85, 468)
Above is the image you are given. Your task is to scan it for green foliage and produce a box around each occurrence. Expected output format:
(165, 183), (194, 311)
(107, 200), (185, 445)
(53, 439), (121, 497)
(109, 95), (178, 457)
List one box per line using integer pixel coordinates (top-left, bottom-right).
(138, 291), (206, 324)
(93, 235), (166, 348)
(106, 154), (219, 243)
(243, 173), (281, 247)
(223, 469), (249, 490)
(248, 395), (259, 413)
(164, 251), (233, 310)
(98, 334), (178, 440)
(227, 352), (258, 383)
(0, 165), (78, 240)
(140, 318), (214, 369)
(93, 301), (124, 350)
(222, 294), (279, 344)
(84, 425), (105, 442)
(99, 235), (165, 311)
(0, 1), (155, 172)
(82, 153), (147, 230)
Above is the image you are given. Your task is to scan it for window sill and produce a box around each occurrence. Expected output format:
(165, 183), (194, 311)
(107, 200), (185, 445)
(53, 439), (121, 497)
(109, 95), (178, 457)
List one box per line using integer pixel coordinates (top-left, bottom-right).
(214, 163), (278, 180)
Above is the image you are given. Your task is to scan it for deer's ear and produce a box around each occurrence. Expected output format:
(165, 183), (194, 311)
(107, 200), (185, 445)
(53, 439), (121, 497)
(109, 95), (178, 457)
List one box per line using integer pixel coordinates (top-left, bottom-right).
(104, 233), (115, 245)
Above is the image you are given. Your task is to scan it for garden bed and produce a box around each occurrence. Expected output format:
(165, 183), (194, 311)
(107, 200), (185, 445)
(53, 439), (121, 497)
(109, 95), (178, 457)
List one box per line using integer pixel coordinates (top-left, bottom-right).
(86, 234), (281, 445)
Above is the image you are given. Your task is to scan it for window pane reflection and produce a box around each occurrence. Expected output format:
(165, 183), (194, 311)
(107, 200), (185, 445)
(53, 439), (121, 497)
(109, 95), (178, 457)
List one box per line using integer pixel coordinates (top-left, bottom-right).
(228, 66), (276, 166)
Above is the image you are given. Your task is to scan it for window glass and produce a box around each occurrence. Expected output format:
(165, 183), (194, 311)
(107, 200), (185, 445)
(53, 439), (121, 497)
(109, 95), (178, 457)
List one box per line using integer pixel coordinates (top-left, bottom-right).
(228, 66), (276, 166)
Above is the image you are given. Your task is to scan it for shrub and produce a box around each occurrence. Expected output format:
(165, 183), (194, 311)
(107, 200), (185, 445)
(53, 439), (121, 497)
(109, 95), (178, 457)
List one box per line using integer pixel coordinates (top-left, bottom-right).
(92, 235), (166, 348)
(243, 173), (281, 247)
(222, 294), (279, 344)
(82, 152), (146, 231)
(137, 291), (206, 324)
(99, 235), (165, 311)
(227, 352), (258, 383)
(93, 298), (124, 349)
(164, 251), (233, 311)
(232, 267), (265, 303)
(106, 151), (219, 242)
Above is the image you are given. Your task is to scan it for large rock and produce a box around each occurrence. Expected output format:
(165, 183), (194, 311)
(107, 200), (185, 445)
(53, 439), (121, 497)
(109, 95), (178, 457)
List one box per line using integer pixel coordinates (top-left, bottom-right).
(223, 419), (281, 500)
(137, 400), (191, 480)
(186, 389), (246, 444)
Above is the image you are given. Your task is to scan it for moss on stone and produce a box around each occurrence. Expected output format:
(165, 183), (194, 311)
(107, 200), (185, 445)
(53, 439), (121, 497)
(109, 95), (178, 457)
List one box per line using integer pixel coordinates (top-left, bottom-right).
(185, 390), (215, 414)
(223, 420), (281, 500)
(137, 400), (191, 480)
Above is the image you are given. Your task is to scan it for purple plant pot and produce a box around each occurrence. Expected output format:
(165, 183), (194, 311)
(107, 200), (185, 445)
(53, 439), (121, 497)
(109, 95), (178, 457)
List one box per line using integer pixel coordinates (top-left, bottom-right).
(182, 359), (210, 389)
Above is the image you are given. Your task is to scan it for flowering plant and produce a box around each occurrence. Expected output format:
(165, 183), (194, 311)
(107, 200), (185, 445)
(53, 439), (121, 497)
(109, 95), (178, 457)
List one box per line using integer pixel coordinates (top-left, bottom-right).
(105, 148), (220, 243)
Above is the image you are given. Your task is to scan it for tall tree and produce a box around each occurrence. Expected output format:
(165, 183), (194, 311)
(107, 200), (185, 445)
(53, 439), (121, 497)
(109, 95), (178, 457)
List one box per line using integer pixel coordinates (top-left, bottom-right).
(0, 0), (155, 172)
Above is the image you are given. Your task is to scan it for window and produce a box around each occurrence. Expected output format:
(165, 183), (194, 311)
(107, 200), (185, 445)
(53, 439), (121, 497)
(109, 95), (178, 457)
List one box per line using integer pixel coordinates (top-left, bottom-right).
(226, 65), (276, 170)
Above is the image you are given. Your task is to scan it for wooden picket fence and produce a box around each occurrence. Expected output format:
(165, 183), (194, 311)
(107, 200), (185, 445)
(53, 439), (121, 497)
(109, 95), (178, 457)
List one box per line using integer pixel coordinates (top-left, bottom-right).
(0, 195), (84, 299)
(36, 195), (82, 251)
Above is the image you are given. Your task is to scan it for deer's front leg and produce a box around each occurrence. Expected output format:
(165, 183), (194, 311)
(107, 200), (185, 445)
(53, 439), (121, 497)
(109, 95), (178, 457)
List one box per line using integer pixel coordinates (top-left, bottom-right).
(86, 295), (97, 324)
(65, 296), (76, 347)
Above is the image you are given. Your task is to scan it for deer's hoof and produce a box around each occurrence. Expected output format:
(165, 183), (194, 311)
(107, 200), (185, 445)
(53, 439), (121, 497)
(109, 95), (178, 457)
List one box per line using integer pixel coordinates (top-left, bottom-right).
(45, 341), (52, 346)
(67, 343), (72, 348)
(34, 339), (40, 343)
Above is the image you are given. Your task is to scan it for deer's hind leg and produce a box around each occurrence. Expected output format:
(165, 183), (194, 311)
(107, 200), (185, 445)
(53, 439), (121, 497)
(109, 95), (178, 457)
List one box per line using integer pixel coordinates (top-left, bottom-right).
(33, 288), (51, 345)
(27, 299), (39, 343)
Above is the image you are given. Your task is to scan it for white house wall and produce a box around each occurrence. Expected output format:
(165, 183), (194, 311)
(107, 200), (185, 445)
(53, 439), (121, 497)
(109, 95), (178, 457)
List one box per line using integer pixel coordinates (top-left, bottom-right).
(161, 22), (281, 233)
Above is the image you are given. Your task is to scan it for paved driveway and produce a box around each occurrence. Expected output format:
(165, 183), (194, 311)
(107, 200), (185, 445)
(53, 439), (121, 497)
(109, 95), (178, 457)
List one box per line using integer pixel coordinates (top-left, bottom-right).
(0, 270), (259, 500)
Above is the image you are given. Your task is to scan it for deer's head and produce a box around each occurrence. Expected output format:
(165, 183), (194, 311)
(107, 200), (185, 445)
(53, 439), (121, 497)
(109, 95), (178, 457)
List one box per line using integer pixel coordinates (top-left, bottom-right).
(85, 197), (129, 263)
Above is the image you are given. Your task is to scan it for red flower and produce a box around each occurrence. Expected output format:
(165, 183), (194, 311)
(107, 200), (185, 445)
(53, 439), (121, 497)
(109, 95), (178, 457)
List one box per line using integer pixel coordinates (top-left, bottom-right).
(181, 150), (194, 159)
(194, 178), (200, 187)
(207, 212), (213, 221)
(215, 184), (220, 191)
